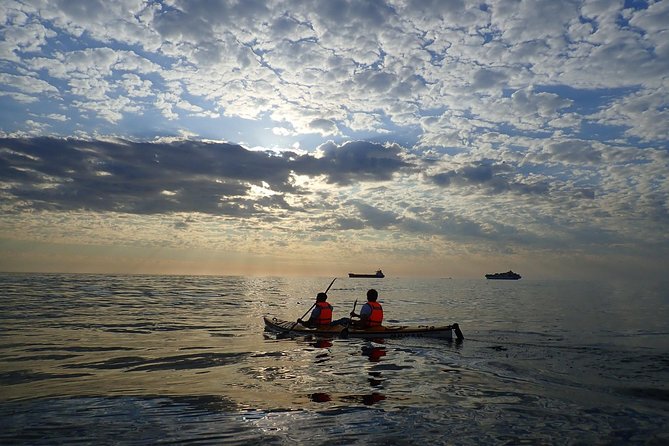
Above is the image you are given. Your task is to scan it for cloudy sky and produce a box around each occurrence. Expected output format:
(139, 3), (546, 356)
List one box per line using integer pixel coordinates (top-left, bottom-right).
(1, 0), (668, 279)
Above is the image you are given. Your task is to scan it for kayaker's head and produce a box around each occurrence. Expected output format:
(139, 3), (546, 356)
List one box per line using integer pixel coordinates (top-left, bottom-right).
(316, 292), (328, 302)
(366, 289), (378, 301)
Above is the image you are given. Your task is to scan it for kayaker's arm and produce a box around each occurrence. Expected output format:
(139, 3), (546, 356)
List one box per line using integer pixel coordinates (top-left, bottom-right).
(351, 303), (371, 322)
(298, 306), (321, 326)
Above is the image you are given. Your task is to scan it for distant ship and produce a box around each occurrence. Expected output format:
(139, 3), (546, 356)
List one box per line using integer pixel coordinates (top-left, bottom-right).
(485, 270), (521, 280)
(348, 270), (385, 278)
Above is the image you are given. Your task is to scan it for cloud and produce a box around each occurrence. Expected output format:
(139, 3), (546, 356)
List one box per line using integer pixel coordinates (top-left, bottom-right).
(427, 159), (550, 196)
(308, 118), (339, 135)
(543, 140), (602, 165)
(339, 199), (493, 244)
(2, 0), (667, 153)
(0, 73), (58, 96)
(0, 91), (39, 104)
(306, 140), (412, 185)
(471, 68), (509, 90)
(589, 89), (669, 142)
(333, 216), (366, 230)
(0, 1), (668, 277)
(352, 201), (400, 229)
(272, 126), (295, 136)
(0, 137), (413, 214)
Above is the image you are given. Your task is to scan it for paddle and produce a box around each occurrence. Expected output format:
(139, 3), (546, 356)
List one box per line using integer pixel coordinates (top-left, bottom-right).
(339, 299), (357, 339)
(452, 322), (464, 341)
(285, 277), (337, 335)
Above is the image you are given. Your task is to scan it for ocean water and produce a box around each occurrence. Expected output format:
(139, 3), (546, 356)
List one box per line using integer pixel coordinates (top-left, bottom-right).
(0, 273), (668, 445)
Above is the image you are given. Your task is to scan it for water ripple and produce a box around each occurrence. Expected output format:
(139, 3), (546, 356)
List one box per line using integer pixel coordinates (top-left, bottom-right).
(0, 273), (667, 444)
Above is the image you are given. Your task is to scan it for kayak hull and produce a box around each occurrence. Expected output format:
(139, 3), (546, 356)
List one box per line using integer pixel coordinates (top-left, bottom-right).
(263, 317), (457, 340)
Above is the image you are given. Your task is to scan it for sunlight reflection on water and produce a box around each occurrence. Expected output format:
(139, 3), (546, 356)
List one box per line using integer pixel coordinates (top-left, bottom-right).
(0, 274), (668, 444)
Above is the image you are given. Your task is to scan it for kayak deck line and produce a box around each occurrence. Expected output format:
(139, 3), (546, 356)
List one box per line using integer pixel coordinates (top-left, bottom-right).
(264, 316), (464, 340)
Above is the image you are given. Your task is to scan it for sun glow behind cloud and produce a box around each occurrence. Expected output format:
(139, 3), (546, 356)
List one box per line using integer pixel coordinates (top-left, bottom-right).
(0, 0), (668, 278)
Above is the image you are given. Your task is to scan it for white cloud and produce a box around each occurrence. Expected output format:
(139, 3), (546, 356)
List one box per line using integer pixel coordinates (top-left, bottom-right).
(45, 113), (68, 121)
(0, 17), (56, 61)
(72, 95), (141, 123)
(590, 88), (669, 142)
(0, 0), (668, 277)
(119, 73), (153, 98)
(0, 90), (39, 103)
(347, 112), (387, 133)
(272, 126), (295, 136)
(0, 72), (58, 95)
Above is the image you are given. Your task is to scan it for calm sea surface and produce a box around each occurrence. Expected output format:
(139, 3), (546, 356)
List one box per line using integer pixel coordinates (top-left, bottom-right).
(1, 273), (668, 445)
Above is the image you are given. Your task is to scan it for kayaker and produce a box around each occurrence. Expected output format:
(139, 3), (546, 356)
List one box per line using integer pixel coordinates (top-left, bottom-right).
(298, 292), (333, 328)
(349, 289), (383, 328)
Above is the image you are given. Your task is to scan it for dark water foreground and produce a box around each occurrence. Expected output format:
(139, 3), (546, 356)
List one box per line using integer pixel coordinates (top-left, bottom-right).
(1, 273), (668, 445)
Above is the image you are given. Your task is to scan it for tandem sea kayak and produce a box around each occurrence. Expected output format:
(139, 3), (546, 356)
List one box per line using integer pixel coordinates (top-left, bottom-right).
(263, 317), (464, 340)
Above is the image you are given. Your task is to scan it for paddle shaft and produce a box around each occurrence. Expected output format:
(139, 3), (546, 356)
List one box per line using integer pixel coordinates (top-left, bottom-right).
(324, 277), (337, 294)
(293, 302), (316, 325)
(287, 277), (337, 333)
(339, 299), (358, 338)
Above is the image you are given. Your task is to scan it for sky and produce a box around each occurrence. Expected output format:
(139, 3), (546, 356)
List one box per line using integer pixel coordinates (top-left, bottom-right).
(0, 0), (668, 279)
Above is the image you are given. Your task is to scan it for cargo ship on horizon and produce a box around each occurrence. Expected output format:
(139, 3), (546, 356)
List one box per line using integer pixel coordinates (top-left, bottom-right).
(348, 270), (385, 278)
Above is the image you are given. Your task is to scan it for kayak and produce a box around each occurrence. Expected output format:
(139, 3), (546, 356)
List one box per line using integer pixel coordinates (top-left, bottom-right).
(263, 317), (463, 340)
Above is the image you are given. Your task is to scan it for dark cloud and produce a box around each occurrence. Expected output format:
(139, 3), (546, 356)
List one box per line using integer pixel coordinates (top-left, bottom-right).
(56, 0), (107, 22)
(352, 201), (400, 229)
(0, 137), (290, 215)
(472, 69), (509, 90)
(155, 0), (270, 41)
(153, 7), (211, 43)
(436, 213), (487, 239)
(300, 140), (412, 185)
(334, 217), (366, 230)
(460, 162), (498, 183)
(576, 188), (596, 199)
(355, 70), (398, 93)
(427, 159), (550, 195)
(314, 0), (394, 26)
(0, 137), (410, 215)
(174, 220), (189, 230)
(308, 119), (338, 134)
(405, 0), (466, 13)
(546, 140), (602, 164)
(342, 200), (492, 243)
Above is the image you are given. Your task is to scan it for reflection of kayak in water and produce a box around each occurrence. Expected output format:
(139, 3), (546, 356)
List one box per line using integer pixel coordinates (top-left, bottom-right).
(263, 317), (463, 340)
(310, 392), (385, 406)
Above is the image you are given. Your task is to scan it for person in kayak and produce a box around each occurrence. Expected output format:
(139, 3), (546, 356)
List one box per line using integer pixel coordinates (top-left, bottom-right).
(348, 289), (383, 328)
(297, 292), (333, 328)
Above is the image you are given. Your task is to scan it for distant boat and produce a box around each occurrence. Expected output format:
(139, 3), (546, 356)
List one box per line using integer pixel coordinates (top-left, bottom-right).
(348, 270), (385, 278)
(485, 270), (521, 280)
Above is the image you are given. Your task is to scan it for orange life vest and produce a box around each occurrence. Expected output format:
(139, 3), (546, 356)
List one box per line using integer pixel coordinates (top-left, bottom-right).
(365, 301), (383, 327)
(314, 301), (333, 325)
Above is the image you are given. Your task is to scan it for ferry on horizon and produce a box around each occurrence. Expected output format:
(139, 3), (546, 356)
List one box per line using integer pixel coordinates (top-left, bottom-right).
(485, 270), (521, 280)
(348, 270), (385, 278)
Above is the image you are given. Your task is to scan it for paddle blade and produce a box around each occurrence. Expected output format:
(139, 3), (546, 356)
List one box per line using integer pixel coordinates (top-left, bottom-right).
(452, 323), (464, 340)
